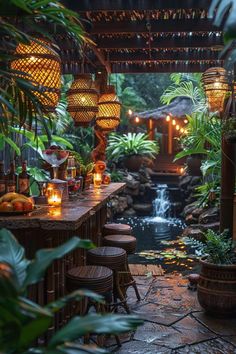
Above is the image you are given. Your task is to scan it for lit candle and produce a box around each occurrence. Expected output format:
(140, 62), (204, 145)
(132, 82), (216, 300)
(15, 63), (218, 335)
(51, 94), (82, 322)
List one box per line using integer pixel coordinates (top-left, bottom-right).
(93, 173), (102, 188)
(47, 189), (62, 207)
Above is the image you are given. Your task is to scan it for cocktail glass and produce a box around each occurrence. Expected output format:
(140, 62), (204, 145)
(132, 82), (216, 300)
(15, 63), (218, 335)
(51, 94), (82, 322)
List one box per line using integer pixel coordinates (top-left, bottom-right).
(42, 149), (69, 180)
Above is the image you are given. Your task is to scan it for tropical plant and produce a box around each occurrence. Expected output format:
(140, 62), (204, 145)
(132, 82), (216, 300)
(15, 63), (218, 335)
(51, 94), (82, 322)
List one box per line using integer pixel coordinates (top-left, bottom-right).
(106, 133), (159, 162)
(202, 229), (235, 264)
(0, 228), (142, 353)
(209, 0), (236, 66)
(0, 0), (86, 134)
(160, 73), (206, 113)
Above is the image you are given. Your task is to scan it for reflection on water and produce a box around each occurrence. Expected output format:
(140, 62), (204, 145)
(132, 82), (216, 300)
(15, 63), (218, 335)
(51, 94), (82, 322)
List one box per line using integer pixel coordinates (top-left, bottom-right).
(115, 216), (200, 275)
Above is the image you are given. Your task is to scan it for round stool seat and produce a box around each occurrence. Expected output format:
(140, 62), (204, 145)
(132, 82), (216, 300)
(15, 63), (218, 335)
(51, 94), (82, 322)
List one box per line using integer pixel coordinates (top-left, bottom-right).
(103, 235), (136, 254)
(66, 265), (113, 294)
(103, 223), (132, 236)
(87, 246), (127, 271)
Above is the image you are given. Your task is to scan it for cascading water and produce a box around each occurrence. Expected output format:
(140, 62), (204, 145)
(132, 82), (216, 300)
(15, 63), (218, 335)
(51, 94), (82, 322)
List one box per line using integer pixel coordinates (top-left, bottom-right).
(153, 184), (170, 218)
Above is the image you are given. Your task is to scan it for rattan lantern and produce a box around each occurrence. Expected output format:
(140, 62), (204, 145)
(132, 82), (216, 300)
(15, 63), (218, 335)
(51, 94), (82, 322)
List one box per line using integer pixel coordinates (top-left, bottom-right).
(202, 67), (229, 112)
(96, 85), (121, 131)
(11, 39), (61, 112)
(67, 74), (98, 126)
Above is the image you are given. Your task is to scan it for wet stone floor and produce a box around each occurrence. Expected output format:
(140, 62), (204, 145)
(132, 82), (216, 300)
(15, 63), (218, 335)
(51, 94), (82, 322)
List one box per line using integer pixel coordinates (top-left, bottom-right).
(106, 274), (236, 353)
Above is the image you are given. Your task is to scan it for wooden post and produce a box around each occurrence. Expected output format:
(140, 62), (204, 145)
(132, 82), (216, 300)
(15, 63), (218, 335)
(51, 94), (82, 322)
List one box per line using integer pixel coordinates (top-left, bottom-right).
(148, 118), (155, 140)
(220, 67), (236, 236)
(168, 121), (173, 154)
(220, 128), (235, 235)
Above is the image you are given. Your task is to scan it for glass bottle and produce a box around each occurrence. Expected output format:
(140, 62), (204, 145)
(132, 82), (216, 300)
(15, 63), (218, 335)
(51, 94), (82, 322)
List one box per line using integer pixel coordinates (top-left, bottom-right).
(6, 161), (16, 193)
(18, 161), (30, 195)
(0, 161), (5, 196)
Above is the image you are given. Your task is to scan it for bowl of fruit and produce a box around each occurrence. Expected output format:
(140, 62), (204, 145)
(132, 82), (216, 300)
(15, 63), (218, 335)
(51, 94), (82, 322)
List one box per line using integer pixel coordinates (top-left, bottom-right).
(0, 193), (35, 215)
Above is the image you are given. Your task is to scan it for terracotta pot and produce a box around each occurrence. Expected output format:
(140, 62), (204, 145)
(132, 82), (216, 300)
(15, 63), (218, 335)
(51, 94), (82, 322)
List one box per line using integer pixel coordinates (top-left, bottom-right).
(123, 155), (143, 172)
(197, 258), (236, 317)
(186, 154), (202, 176)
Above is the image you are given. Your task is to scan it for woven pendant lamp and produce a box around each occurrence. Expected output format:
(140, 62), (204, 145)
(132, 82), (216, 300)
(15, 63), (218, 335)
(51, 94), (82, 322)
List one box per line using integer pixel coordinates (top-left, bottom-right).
(96, 85), (121, 131)
(67, 74), (98, 126)
(11, 39), (61, 112)
(202, 67), (229, 113)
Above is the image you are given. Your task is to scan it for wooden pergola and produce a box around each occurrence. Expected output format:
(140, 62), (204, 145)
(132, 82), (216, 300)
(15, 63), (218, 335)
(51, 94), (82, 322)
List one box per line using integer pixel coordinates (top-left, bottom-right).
(60, 1), (234, 234)
(61, 0), (224, 74)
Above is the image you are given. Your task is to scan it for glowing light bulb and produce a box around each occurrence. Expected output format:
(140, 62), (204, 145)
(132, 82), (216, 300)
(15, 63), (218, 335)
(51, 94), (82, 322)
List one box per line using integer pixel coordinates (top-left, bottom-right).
(180, 128), (184, 133)
(135, 116), (140, 123)
(213, 79), (221, 89)
(184, 119), (188, 124)
(180, 167), (184, 174)
(172, 119), (176, 126)
(176, 125), (180, 131)
(128, 109), (133, 115)
(166, 115), (171, 122)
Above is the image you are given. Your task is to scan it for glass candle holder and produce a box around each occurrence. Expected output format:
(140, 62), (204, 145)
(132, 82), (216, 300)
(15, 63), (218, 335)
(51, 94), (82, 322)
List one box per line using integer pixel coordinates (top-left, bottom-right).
(93, 173), (102, 188)
(47, 188), (62, 207)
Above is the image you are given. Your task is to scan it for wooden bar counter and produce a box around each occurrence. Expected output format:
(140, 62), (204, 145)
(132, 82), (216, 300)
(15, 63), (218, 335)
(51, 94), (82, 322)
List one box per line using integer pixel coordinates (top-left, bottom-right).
(0, 183), (125, 331)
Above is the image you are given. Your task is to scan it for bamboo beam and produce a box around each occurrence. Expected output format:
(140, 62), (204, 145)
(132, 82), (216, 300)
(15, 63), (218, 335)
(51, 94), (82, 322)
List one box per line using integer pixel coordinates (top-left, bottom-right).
(97, 36), (223, 50)
(90, 19), (220, 35)
(108, 50), (221, 63)
(110, 61), (224, 73)
(148, 118), (155, 140)
(63, 0), (211, 12)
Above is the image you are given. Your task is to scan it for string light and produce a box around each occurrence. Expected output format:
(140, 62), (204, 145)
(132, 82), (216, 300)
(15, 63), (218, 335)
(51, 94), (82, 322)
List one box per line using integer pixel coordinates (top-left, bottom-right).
(135, 116), (140, 123)
(172, 119), (176, 126)
(176, 124), (180, 131)
(166, 115), (171, 122)
(128, 109), (133, 115)
(180, 128), (184, 133)
(184, 119), (188, 124)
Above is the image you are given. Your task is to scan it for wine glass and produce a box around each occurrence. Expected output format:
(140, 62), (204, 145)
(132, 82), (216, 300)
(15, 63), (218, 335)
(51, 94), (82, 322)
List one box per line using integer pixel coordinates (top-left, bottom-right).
(42, 148), (69, 180)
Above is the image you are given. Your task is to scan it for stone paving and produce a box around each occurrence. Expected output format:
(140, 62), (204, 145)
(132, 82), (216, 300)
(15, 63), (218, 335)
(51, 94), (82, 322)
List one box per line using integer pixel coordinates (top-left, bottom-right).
(106, 274), (236, 353)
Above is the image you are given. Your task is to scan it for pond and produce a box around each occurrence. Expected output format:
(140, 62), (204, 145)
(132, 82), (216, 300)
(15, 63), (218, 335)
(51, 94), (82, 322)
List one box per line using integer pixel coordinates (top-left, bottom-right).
(115, 184), (200, 275)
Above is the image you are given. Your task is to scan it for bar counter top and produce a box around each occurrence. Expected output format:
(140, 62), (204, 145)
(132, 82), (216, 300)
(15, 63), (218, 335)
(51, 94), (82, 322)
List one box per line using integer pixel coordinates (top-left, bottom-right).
(0, 183), (125, 231)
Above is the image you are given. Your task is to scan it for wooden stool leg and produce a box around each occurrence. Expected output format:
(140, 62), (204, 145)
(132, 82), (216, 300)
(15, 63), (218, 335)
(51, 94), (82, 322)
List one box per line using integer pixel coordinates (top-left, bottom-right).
(114, 271), (130, 314)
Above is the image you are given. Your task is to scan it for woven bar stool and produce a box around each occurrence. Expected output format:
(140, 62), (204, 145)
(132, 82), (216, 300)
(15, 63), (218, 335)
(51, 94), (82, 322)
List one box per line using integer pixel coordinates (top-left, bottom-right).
(103, 223), (132, 236)
(103, 235), (140, 302)
(103, 234), (136, 254)
(87, 246), (139, 313)
(66, 265), (120, 347)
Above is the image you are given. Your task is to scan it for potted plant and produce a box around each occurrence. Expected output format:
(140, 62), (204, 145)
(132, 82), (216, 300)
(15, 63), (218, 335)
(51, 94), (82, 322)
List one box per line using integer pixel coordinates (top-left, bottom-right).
(197, 229), (236, 317)
(107, 133), (159, 172)
(223, 117), (236, 143)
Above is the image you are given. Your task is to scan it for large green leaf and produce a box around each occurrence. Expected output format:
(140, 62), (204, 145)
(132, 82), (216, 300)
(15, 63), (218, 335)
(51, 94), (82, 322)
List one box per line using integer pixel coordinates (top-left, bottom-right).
(0, 228), (30, 288)
(49, 314), (143, 347)
(46, 290), (104, 313)
(174, 148), (207, 161)
(23, 238), (95, 288)
(209, 0), (236, 42)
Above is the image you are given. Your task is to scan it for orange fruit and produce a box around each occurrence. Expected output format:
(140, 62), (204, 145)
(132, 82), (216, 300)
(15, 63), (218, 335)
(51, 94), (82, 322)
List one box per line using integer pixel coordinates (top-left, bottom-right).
(12, 201), (24, 212)
(23, 202), (33, 212)
(0, 202), (14, 212)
